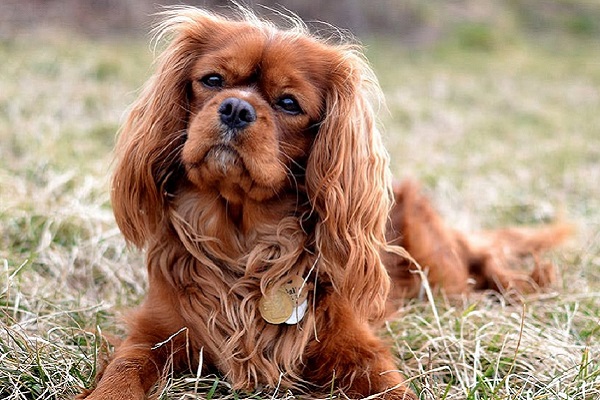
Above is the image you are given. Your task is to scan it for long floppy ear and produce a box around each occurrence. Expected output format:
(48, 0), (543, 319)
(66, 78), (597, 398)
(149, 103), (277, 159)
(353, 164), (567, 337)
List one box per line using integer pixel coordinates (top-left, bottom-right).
(111, 9), (222, 247)
(306, 46), (393, 321)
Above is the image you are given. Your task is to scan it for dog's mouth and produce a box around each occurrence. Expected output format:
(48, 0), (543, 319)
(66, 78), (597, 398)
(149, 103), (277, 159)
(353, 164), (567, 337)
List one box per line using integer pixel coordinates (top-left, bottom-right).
(184, 143), (245, 174)
(203, 144), (243, 174)
(184, 142), (280, 203)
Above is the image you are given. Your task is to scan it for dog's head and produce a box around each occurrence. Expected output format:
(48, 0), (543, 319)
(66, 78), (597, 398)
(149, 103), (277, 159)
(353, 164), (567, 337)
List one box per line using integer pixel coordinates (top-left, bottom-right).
(112, 7), (393, 318)
(181, 20), (329, 204)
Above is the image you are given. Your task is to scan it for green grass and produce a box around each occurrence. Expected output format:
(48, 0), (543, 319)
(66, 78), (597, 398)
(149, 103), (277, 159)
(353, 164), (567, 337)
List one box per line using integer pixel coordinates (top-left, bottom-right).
(1, 18), (600, 400)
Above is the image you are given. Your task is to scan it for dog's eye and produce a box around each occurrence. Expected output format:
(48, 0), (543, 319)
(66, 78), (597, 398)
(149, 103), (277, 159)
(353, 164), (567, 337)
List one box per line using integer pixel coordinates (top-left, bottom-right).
(276, 96), (303, 115)
(200, 74), (224, 88)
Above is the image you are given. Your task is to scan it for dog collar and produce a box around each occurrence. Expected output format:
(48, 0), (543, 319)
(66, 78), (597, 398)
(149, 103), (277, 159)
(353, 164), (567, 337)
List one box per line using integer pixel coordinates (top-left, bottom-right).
(259, 274), (309, 325)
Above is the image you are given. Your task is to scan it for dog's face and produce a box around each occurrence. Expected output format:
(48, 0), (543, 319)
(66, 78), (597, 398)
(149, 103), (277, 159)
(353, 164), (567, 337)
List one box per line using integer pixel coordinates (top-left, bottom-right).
(181, 24), (332, 203)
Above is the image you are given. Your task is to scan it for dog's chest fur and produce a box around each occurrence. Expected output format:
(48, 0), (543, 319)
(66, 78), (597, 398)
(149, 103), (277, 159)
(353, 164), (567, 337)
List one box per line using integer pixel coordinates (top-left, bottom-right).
(151, 189), (318, 389)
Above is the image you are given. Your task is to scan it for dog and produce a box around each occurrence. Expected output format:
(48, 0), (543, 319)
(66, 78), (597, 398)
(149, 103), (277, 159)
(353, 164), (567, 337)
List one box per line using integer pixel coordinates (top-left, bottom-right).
(77, 7), (567, 400)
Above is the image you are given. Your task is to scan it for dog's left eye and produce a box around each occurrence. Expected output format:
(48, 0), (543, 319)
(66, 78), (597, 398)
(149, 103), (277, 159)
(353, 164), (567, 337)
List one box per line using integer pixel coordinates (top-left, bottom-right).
(276, 96), (303, 115)
(200, 74), (224, 88)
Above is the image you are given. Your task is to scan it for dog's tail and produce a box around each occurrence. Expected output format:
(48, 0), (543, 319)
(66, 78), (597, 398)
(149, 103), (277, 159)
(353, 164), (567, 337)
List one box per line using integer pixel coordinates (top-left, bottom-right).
(461, 223), (573, 293)
(468, 223), (573, 257)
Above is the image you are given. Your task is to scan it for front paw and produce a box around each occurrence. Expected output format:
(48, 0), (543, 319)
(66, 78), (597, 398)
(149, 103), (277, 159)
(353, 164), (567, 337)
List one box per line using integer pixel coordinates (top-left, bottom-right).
(75, 388), (145, 400)
(344, 373), (417, 400)
(75, 377), (145, 400)
(74, 388), (92, 399)
(380, 385), (418, 400)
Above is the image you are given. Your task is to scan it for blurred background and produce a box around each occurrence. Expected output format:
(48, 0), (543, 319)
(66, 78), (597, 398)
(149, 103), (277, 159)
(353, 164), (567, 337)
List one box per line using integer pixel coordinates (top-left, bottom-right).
(2, 0), (600, 41)
(1, 1), (600, 399)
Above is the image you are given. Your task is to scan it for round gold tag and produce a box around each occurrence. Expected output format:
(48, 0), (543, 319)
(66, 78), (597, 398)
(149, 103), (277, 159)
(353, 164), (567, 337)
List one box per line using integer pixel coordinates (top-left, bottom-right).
(259, 287), (294, 324)
(260, 274), (311, 325)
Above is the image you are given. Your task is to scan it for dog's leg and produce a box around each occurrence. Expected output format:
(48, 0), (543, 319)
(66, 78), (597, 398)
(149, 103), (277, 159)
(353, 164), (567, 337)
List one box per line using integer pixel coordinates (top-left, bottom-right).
(304, 296), (417, 400)
(387, 179), (570, 297)
(77, 327), (192, 400)
(386, 179), (471, 296)
(77, 285), (189, 400)
(76, 341), (160, 400)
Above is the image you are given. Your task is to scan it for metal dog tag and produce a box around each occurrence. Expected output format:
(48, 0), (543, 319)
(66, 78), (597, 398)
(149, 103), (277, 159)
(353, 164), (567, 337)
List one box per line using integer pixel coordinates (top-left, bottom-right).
(259, 275), (309, 325)
(259, 287), (295, 324)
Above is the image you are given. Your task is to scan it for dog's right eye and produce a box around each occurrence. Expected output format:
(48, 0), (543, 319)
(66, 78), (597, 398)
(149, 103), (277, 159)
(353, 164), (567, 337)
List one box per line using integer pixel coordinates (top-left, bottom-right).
(200, 74), (224, 88)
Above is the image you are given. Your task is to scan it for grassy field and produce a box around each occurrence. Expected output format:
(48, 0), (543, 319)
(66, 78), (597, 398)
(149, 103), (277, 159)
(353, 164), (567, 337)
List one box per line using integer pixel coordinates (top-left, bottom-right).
(1, 16), (600, 400)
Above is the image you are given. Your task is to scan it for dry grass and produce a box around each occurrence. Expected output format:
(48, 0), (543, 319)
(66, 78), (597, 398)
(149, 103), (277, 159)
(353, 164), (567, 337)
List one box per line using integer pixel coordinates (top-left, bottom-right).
(1, 18), (600, 400)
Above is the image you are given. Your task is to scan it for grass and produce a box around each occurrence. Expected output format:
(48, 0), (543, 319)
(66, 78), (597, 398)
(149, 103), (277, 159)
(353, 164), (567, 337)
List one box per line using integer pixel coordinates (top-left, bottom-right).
(1, 16), (600, 400)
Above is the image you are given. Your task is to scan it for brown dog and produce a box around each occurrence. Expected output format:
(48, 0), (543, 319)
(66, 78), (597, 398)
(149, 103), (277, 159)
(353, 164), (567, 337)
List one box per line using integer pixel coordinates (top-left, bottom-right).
(78, 7), (567, 400)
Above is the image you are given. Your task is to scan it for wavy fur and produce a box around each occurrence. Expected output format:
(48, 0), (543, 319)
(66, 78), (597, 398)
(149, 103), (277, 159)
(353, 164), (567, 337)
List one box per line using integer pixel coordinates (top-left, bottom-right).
(79, 6), (567, 400)
(81, 6), (415, 400)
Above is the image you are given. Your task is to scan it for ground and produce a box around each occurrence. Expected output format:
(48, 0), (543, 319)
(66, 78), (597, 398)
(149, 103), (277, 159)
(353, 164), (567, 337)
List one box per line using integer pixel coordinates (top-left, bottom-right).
(1, 14), (599, 400)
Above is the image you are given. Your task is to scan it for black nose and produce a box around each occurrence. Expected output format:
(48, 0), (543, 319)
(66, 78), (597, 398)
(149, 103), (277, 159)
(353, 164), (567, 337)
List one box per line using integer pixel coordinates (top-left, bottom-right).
(218, 97), (257, 130)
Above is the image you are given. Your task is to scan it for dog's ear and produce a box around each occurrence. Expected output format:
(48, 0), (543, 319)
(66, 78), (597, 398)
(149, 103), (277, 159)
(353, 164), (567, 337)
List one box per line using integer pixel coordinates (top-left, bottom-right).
(306, 46), (393, 321)
(111, 10), (223, 247)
